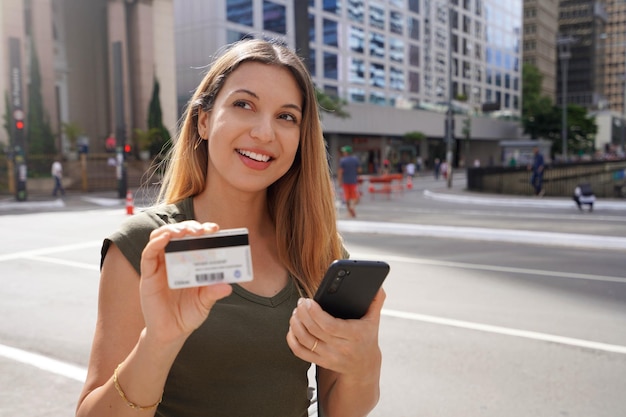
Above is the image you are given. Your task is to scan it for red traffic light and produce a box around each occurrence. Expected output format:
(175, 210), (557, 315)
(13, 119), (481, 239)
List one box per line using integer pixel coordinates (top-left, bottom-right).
(15, 120), (24, 130)
(124, 144), (131, 153)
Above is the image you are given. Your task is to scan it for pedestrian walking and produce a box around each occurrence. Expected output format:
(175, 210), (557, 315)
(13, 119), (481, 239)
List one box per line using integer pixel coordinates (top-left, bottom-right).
(529, 146), (545, 196)
(433, 158), (441, 180)
(440, 160), (448, 180)
(76, 38), (384, 417)
(337, 145), (361, 217)
(405, 160), (416, 178)
(51, 160), (65, 196)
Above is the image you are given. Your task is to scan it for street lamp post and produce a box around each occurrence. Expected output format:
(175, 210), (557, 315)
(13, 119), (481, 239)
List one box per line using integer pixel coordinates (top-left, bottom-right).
(558, 35), (574, 161)
(620, 54), (626, 156)
(445, 0), (454, 188)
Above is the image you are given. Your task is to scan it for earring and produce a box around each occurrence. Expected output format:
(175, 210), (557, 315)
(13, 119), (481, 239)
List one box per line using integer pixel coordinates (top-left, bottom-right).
(194, 136), (203, 150)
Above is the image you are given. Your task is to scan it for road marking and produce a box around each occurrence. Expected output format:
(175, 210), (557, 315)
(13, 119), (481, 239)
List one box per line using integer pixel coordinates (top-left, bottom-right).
(352, 252), (626, 284)
(339, 220), (626, 251)
(25, 255), (100, 271)
(3, 305), (625, 387)
(359, 205), (626, 223)
(0, 241), (101, 263)
(0, 343), (87, 382)
(382, 309), (626, 355)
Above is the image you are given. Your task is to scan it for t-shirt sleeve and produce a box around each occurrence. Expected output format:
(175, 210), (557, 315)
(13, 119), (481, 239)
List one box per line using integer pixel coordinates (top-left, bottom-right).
(100, 200), (190, 275)
(100, 211), (167, 275)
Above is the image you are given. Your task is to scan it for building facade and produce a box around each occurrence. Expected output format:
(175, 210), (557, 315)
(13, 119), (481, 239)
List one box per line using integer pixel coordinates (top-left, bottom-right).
(600, 0), (626, 152)
(557, 0), (607, 110)
(174, 0), (524, 170)
(0, 0), (177, 155)
(522, 0), (559, 101)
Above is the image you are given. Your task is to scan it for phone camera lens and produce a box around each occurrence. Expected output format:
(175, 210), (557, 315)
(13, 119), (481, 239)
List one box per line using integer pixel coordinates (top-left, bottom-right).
(337, 269), (346, 277)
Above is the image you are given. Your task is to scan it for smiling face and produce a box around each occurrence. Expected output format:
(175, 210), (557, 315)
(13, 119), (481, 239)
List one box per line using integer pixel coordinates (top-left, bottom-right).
(197, 61), (303, 195)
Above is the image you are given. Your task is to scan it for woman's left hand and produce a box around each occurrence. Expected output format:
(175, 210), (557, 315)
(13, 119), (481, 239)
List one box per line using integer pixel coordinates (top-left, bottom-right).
(286, 288), (385, 377)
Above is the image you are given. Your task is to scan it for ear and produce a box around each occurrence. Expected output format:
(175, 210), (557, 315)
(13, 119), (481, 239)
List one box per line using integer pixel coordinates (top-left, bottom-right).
(197, 109), (210, 139)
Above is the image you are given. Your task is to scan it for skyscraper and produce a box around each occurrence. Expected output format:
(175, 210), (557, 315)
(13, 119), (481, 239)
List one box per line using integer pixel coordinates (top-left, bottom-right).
(174, 0), (523, 169)
(522, 0), (559, 101)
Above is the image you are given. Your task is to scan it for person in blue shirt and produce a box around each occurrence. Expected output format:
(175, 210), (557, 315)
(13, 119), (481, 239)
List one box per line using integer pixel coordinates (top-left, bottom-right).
(530, 147), (545, 196)
(337, 145), (361, 217)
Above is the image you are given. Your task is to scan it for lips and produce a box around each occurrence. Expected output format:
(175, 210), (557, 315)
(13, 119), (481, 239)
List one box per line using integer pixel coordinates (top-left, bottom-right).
(237, 149), (272, 162)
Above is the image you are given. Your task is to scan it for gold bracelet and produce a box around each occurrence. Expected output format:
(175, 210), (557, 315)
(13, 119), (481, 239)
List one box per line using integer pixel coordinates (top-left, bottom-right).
(113, 363), (162, 411)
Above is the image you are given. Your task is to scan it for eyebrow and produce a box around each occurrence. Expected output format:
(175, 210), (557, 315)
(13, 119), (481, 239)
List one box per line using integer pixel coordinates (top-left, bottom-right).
(233, 88), (302, 113)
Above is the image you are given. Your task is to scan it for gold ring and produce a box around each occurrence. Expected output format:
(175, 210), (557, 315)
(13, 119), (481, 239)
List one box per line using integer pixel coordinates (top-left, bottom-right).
(310, 339), (319, 353)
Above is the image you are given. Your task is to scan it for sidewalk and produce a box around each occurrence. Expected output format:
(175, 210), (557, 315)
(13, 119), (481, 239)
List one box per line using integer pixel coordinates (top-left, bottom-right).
(2, 181), (626, 250)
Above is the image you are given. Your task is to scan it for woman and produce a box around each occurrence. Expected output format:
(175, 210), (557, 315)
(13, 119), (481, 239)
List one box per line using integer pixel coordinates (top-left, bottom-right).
(76, 39), (385, 417)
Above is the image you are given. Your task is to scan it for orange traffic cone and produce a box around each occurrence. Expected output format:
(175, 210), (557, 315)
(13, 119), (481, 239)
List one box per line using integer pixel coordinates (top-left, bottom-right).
(126, 190), (134, 215)
(406, 176), (413, 190)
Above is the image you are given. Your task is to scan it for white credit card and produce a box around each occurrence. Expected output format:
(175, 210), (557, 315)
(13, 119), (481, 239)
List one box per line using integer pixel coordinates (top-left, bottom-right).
(164, 227), (253, 289)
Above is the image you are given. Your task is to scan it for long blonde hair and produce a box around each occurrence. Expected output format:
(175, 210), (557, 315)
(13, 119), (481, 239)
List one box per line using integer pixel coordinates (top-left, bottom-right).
(158, 39), (343, 296)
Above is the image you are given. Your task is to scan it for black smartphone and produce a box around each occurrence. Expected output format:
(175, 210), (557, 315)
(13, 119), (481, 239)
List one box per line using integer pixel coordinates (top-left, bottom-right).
(313, 259), (390, 319)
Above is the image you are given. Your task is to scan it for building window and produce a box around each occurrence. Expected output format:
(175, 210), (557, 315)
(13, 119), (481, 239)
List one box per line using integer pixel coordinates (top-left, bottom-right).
(369, 32), (385, 58)
(323, 19), (339, 46)
(390, 66), (405, 90)
(408, 17), (419, 40)
(226, 0), (253, 26)
(323, 0), (340, 14)
(409, 71), (420, 93)
(389, 38), (404, 63)
(369, 2), (385, 30)
(350, 87), (366, 102)
(263, 1), (286, 34)
(324, 52), (338, 79)
(349, 58), (366, 84)
(370, 62), (385, 88)
(324, 85), (339, 97)
(309, 13), (316, 42)
(409, 44), (420, 66)
(369, 91), (387, 105)
(390, 11), (403, 34)
(348, 0), (365, 22)
(409, 0), (419, 14)
(349, 26), (365, 53)
(308, 48), (316, 76)
(463, 15), (471, 34)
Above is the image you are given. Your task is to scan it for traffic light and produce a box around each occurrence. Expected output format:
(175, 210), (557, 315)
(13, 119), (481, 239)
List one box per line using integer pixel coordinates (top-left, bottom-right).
(15, 120), (24, 130)
(124, 143), (131, 154)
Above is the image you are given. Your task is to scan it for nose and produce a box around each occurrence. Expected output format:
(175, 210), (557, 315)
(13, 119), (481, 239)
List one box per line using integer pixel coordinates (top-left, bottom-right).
(250, 115), (275, 142)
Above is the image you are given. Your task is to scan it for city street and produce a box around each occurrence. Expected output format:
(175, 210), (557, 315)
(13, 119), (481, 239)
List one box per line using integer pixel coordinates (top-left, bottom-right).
(1, 175), (625, 416)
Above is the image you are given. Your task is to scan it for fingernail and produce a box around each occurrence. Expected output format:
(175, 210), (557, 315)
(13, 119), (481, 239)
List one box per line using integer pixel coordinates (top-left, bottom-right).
(305, 299), (312, 309)
(297, 298), (304, 306)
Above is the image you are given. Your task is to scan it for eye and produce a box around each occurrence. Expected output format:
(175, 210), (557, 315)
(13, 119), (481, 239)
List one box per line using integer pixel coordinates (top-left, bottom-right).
(233, 100), (252, 110)
(278, 113), (299, 124)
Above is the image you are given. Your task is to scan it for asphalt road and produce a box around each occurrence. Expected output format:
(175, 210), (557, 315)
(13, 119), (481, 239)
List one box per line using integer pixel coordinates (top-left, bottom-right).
(1, 175), (625, 416)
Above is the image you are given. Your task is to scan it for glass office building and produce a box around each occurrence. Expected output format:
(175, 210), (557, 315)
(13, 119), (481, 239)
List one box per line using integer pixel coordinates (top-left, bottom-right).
(176, 0), (521, 114)
(174, 0), (523, 168)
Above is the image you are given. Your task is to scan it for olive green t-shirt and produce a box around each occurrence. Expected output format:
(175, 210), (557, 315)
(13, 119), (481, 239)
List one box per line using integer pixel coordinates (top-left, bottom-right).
(101, 197), (312, 417)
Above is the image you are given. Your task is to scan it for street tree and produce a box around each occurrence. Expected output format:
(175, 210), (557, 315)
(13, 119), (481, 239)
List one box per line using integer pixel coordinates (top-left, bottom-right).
(26, 42), (55, 155)
(522, 64), (597, 156)
(146, 77), (171, 157)
(522, 63), (553, 140)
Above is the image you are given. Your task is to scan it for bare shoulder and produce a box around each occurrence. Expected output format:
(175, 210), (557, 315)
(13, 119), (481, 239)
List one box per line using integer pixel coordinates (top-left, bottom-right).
(79, 244), (144, 402)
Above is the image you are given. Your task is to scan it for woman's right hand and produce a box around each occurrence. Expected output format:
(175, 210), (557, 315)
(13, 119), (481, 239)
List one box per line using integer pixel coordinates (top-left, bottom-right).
(139, 221), (233, 345)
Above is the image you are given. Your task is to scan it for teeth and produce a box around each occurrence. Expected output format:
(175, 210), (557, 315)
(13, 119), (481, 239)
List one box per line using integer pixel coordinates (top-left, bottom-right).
(238, 149), (270, 162)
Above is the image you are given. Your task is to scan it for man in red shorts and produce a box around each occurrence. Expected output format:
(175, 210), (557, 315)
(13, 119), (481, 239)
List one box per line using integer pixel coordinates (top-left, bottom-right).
(337, 145), (361, 217)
